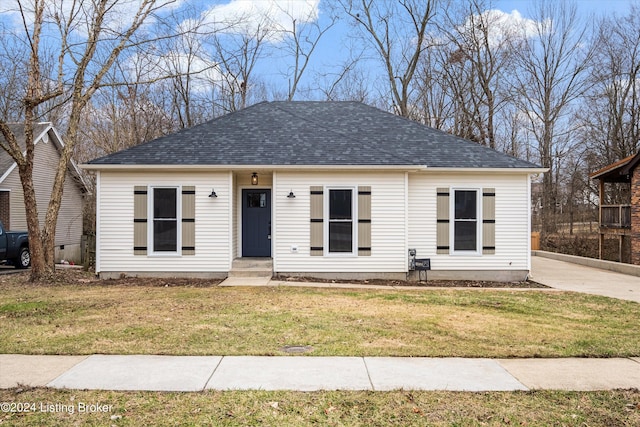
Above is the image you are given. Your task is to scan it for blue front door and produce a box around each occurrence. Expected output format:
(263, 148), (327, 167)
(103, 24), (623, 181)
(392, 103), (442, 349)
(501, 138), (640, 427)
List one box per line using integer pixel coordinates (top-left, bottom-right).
(242, 189), (271, 257)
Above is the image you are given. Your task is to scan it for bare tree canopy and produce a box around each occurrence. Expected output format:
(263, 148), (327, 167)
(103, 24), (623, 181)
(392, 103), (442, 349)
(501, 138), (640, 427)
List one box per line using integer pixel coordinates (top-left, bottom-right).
(1, 0), (638, 272)
(0, 0), (174, 280)
(339, 0), (438, 117)
(511, 0), (594, 235)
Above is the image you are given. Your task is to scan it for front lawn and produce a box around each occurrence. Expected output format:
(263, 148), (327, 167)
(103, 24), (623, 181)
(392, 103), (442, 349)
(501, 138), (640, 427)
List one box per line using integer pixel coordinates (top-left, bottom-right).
(1, 388), (638, 426)
(0, 271), (638, 358)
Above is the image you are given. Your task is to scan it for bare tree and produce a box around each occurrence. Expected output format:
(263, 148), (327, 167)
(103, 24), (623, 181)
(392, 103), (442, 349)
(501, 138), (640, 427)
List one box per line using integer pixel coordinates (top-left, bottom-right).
(510, 0), (594, 235)
(210, 19), (270, 112)
(413, 43), (456, 129)
(166, 29), (207, 128)
(147, 7), (225, 127)
(579, 6), (640, 168)
(340, 0), (438, 117)
(77, 80), (173, 162)
(278, 4), (337, 101)
(496, 104), (533, 160)
(0, 0), (172, 280)
(0, 25), (29, 122)
(317, 50), (372, 102)
(439, 0), (517, 148)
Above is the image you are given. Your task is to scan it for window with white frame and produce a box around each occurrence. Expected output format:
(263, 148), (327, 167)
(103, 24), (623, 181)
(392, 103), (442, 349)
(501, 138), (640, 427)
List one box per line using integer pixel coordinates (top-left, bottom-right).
(327, 188), (355, 254)
(152, 187), (179, 253)
(453, 189), (479, 252)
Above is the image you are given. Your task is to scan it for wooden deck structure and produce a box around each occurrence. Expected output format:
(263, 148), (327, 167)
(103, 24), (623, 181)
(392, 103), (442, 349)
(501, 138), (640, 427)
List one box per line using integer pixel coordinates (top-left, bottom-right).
(590, 153), (638, 264)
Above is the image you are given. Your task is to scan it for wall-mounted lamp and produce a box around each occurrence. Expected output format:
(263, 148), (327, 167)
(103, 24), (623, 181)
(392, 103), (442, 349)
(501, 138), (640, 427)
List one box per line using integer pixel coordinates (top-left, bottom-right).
(208, 189), (218, 198)
(251, 172), (258, 185)
(287, 190), (296, 199)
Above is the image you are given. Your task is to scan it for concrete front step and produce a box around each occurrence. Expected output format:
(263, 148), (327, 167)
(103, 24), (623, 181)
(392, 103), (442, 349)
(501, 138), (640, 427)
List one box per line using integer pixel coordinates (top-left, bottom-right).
(229, 258), (273, 278)
(228, 269), (273, 278)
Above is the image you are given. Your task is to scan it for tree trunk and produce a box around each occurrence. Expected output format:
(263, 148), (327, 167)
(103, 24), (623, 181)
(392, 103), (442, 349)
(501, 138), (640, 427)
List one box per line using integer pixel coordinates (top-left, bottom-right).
(18, 162), (54, 280)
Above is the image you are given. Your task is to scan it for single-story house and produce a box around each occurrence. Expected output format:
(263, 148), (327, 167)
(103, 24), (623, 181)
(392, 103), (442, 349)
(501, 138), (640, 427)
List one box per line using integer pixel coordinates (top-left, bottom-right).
(83, 101), (545, 281)
(0, 123), (87, 263)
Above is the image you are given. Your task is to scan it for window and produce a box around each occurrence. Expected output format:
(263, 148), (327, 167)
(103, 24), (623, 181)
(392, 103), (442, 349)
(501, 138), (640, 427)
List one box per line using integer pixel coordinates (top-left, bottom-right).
(134, 185), (195, 256)
(453, 189), (478, 252)
(247, 192), (267, 208)
(328, 188), (354, 253)
(310, 186), (370, 257)
(152, 187), (178, 252)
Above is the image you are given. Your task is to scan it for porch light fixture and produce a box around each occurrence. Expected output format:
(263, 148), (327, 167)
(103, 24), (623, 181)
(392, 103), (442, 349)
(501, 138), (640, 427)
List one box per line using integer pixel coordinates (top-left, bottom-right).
(208, 189), (218, 198)
(251, 172), (258, 185)
(287, 190), (296, 199)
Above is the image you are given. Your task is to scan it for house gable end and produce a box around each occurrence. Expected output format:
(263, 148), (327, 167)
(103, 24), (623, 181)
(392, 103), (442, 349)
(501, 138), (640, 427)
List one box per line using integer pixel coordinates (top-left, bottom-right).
(0, 124), (88, 194)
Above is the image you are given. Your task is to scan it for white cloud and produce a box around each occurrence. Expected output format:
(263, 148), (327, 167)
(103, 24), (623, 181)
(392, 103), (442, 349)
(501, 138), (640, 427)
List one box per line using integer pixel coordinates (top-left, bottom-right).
(127, 48), (224, 94)
(200, 0), (320, 42)
(0, 0), (186, 36)
(489, 9), (539, 39)
(0, 0), (320, 43)
(459, 9), (541, 49)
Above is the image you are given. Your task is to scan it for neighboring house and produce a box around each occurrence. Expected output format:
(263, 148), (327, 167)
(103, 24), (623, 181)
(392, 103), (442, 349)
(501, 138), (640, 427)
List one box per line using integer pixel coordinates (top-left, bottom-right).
(590, 152), (640, 264)
(0, 123), (87, 263)
(83, 101), (545, 281)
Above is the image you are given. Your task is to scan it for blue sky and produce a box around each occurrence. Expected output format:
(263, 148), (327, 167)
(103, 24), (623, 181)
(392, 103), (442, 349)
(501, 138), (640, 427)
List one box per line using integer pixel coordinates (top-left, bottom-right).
(0, 0), (635, 99)
(495, 0), (631, 17)
(253, 0), (637, 96)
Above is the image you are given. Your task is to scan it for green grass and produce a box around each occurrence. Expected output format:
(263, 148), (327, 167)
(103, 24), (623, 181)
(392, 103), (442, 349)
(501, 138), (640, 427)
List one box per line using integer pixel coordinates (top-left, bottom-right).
(0, 301), (50, 314)
(1, 272), (638, 425)
(1, 388), (638, 426)
(0, 272), (638, 357)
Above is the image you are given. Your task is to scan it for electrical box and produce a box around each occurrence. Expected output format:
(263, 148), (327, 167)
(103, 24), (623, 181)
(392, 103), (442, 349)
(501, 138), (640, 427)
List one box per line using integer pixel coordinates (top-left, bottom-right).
(415, 258), (431, 270)
(408, 248), (416, 271)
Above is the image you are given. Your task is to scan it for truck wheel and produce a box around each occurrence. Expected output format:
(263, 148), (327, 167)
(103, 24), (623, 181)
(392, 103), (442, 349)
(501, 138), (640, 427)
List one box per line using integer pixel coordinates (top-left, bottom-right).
(15, 247), (30, 269)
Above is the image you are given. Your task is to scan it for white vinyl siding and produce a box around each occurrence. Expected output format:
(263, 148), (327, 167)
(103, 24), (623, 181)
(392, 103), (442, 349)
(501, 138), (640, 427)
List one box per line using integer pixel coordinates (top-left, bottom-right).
(230, 172), (237, 264)
(97, 172), (230, 273)
(274, 171), (406, 273)
(96, 168), (531, 276)
(408, 172), (531, 271)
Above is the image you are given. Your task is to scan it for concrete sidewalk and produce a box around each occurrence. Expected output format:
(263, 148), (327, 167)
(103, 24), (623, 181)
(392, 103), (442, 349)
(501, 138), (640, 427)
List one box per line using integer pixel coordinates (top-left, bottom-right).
(2, 354), (639, 392)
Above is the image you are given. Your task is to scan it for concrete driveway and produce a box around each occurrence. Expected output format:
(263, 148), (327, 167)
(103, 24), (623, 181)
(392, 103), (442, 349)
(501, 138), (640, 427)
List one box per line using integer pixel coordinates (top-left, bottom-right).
(531, 256), (640, 303)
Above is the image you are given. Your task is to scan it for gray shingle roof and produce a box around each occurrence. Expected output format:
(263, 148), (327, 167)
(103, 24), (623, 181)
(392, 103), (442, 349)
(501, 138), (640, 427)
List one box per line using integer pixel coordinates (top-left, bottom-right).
(88, 101), (541, 169)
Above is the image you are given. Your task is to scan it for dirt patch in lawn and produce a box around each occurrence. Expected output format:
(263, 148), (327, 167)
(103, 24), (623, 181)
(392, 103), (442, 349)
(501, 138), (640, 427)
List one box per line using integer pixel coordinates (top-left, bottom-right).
(272, 275), (549, 288)
(100, 275), (224, 288)
(4, 269), (546, 288)
(0, 269), (223, 288)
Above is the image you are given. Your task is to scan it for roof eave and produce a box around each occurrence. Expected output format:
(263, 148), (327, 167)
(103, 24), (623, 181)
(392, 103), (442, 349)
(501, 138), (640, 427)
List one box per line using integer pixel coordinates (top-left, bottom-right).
(80, 163), (546, 174)
(590, 153), (638, 180)
(80, 163), (428, 172)
(421, 167), (548, 174)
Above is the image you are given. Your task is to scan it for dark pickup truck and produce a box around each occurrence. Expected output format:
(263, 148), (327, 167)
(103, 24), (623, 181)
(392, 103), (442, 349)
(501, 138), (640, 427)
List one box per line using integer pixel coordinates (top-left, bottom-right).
(0, 221), (30, 269)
